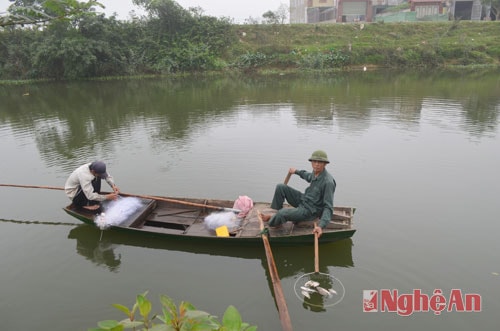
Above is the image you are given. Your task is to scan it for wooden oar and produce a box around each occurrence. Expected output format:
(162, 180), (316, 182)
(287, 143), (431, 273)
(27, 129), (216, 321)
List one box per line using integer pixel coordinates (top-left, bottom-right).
(314, 223), (319, 273)
(0, 183), (240, 213)
(284, 172), (292, 185)
(257, 212), (293, 331)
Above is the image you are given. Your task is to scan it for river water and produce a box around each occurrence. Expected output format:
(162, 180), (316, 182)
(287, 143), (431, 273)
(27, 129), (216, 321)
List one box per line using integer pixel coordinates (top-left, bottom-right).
(0, 69), (499, 331)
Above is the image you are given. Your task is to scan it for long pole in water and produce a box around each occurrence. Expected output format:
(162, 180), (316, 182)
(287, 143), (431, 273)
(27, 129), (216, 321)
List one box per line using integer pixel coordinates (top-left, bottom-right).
(119, 193), (240, 213)
(257, 212), (293, 331)
(0, 184), (240, 212)
(314, 225), (319, 273)
(0, 183), (65, 191)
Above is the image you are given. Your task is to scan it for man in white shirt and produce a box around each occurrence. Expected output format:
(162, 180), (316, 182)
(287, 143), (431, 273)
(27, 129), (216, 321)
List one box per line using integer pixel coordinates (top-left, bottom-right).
(65, 161), (120, 211)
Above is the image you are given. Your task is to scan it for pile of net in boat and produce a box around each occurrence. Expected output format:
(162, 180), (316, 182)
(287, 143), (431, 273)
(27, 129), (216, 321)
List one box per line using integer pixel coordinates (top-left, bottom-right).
(94, 197), (143, 230)
(203, 196), (253, 233)
(204, 211), (241, 233)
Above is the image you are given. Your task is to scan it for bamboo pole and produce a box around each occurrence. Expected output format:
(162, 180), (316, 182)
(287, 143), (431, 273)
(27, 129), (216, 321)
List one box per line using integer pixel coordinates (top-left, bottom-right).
(257, 212), (293, 331)
(0, 184), (239, 212)
(119, 192), (240, 212)
(0, 183), (65, 191)
(314, 226), (319, 274)
(284, 172), (292, 185)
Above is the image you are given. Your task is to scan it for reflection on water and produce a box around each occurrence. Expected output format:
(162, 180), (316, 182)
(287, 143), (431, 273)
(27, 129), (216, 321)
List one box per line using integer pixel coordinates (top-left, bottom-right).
(1, 70), (500, 331)
(67, 224), (353, 276)
(0, 70), (498, 173)
(67, 224), (354, 316)
(68, 226), (122, 272)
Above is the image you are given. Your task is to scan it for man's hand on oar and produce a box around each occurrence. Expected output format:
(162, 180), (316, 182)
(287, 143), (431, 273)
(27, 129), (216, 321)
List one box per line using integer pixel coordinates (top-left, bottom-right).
(313, 223), (323, 238)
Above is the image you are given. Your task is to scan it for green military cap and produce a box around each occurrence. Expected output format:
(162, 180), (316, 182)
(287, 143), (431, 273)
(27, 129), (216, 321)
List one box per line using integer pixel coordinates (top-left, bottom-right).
(308, 150), (330, 163)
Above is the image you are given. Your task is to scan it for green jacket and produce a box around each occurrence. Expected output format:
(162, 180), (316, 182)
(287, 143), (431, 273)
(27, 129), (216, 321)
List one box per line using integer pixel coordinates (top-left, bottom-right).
(295, 169), (336, 228)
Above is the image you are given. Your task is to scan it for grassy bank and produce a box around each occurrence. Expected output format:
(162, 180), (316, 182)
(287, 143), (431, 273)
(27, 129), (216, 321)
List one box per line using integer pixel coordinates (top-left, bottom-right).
(1, 20), (498, 83)
(226, 21), (500, 71)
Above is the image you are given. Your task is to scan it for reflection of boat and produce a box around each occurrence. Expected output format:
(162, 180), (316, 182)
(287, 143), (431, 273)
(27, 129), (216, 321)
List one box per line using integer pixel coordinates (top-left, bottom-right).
(63, 195), (356, 245)
(68, 225), (122, 272)
(68, 223), (353, 316)
(67, 224), (354, 275)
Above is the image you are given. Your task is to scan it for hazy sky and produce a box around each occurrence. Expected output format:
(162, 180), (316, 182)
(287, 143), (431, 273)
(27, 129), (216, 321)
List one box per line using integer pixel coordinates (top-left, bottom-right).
(0, 0), (286, 23)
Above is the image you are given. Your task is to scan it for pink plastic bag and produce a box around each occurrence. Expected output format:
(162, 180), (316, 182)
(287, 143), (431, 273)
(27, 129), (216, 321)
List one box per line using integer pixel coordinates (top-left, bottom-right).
(232, 195), (254, 218)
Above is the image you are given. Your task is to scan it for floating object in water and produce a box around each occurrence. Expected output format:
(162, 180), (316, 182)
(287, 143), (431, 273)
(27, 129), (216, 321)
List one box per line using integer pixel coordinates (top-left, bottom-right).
(316, 286), (331, 297)
(301, 290), (311, 299)
(329, 288), (338, 295)
(304, 280), (319, 288)
(300, 286), (316, 293)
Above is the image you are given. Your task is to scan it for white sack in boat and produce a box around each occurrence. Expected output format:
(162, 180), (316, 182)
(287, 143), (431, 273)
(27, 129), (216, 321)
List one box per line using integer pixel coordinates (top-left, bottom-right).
(204, 211), (240, 232)
(94, 197), (143, 230)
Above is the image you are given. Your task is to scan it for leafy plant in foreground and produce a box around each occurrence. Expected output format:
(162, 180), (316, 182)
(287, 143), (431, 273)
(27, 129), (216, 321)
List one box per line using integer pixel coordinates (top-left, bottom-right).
(88, 291), (257, 331)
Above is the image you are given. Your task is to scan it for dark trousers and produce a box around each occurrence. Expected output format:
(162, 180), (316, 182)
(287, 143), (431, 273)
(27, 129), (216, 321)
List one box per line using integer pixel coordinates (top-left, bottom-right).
(72, 177), (101, 207)
(269, 183), (316, 226)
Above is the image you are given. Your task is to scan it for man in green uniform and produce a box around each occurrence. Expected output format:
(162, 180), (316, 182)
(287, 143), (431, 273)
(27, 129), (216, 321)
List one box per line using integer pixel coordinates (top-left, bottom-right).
(261, 150), (335, 238)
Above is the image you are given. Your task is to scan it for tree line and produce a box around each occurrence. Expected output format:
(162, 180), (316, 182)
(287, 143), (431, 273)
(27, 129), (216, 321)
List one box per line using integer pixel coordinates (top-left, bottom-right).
(0, 0), (237, 80)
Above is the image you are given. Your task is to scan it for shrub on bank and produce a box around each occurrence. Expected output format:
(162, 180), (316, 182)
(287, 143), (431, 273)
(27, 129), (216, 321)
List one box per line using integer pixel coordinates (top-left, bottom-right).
(88, 292), (257, 331)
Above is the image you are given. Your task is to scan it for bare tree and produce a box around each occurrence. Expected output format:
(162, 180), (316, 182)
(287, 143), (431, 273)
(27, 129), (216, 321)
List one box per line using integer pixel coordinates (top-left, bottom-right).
(276, 3), (289, 24)
(262, 3), (289, 24)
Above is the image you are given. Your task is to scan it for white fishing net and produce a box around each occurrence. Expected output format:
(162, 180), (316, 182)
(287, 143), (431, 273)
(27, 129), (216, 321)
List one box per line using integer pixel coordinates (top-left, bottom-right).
(94, 197), (144, 230)
(204, 211), (241, 232)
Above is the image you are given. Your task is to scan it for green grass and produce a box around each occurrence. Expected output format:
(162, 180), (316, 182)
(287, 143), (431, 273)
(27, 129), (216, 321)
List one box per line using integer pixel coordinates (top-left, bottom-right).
(228, 21), (500, 70)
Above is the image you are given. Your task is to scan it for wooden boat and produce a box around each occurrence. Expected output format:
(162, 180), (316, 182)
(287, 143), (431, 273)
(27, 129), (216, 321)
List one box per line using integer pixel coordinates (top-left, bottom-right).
(63, 195), (356, 245)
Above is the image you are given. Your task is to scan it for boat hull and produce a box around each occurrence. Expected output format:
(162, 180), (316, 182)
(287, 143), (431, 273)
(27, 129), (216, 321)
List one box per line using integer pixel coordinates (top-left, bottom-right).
(63, 195), (356, 246)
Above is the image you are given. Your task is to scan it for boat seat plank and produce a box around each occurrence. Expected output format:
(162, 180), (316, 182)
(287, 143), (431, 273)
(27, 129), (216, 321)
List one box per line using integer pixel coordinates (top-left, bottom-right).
(146, 214), (198, 226)
(146, 203), (201, 226)
(120, 199), (157, 228)
(332, 212), (352, 222)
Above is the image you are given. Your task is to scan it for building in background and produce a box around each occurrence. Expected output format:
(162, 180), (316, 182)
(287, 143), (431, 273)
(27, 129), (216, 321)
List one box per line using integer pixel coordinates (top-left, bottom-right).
(337, 0), (374, 22)
(290, 0), (374, 23)
(290, 0), (309, 22)
(410, 0), (444, 18)
(307, 0), (337, 23)
(449, 0), (483, 20)
(289, 0), (487, 23)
